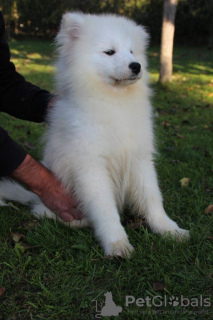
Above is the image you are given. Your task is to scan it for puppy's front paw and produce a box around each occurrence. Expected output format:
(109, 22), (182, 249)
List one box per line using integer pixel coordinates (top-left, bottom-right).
(152, 217), (190, 241)
(106, 239), (134, 258)
(162, 227), (190, 241)
(172, 228), (190, 241)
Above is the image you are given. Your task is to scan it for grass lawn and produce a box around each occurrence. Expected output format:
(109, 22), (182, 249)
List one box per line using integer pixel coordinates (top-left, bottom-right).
(0, 40), (212, 320)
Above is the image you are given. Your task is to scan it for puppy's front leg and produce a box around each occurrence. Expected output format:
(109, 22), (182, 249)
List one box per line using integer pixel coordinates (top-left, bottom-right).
(75, 165), (134, 257)
(131, 158), (189, 240)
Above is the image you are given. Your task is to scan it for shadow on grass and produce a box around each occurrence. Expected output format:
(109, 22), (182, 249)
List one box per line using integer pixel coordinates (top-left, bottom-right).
(9, 39), (54, 55)
(10, 53), (52, 65)
(148, 46), (213, 75)
(173, 64), (213, 75)
(152, 81), (213, 120)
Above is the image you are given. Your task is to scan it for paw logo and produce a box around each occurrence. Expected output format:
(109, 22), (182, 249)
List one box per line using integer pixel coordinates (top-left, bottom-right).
(168, 296), (179, 307)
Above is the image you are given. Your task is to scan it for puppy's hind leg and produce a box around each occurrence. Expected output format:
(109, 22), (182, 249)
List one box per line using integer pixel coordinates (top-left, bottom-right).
(0, 178), (39, 206)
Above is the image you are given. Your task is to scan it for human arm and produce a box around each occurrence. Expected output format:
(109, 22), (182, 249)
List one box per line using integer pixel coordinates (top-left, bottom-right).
(11, 154), (82, 222)
(0, 12), (81, 221)
(0, 11), (52, 122)
(0, 127), (82, 221)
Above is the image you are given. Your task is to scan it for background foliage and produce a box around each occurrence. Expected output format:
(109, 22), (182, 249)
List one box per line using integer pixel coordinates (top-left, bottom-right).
(0, 0), (213, 45)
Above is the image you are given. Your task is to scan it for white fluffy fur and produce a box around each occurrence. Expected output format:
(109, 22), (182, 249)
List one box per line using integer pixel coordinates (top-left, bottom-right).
(0, 13), (189, 257)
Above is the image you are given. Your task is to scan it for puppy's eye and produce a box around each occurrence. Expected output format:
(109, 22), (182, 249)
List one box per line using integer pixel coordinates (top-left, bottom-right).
(130, 50), (133, 54)
(104, 50), (115, 56)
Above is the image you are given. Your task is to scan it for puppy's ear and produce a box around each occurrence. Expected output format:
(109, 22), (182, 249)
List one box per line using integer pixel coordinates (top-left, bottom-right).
(60, 12), (84, 40)
(138, 25), (149, 49)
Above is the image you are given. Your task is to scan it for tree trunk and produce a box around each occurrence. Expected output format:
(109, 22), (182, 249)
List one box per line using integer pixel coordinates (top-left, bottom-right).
(159, 0), (178, 83)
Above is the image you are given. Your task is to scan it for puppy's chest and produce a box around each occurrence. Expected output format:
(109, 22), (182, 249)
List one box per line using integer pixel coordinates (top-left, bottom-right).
(99, 111), (145, 158)
(65, 97), (152, 158)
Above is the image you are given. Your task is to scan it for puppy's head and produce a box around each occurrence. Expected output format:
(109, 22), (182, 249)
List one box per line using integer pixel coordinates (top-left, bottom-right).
(56, 12), (149, 90)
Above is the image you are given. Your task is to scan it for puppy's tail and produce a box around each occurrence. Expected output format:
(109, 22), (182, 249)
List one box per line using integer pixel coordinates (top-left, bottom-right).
(0, 178), (39, 206)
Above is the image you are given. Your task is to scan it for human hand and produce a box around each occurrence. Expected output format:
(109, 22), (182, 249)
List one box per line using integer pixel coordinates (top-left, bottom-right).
(37, 173), (82, 222)
(11, 154), (82, 222)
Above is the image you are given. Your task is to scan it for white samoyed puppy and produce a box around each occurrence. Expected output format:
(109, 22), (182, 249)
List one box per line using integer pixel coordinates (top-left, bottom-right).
(0, 12), (189, 257)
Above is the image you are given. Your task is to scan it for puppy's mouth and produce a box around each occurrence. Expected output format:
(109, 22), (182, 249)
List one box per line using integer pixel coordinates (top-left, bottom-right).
(113, 77), (140, 86)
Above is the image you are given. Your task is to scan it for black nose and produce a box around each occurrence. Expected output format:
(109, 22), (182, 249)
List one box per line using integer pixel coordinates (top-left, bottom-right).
(129, 62), (141, 75)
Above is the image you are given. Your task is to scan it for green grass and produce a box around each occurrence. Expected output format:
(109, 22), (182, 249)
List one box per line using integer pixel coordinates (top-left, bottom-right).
(0, 40), (213, 320)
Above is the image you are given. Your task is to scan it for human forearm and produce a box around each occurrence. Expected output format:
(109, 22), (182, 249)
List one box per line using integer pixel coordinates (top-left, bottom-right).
(10, 154), (52, 197)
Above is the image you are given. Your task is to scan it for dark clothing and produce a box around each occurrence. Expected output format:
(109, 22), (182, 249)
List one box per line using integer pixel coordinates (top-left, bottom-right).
(0, 11), (52, 176)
